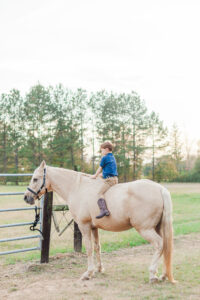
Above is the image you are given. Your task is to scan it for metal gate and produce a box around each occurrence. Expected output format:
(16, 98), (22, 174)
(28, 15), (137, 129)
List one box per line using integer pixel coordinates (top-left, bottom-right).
(0, 173), (43, 256)
(0, 173), (82, 262)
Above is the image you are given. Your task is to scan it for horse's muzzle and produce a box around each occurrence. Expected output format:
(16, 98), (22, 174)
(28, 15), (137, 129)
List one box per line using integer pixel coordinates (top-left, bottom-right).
(24, 195), (35, 205)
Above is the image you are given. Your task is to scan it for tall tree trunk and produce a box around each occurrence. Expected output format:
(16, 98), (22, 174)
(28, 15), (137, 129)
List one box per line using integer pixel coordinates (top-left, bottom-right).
(80, 114), (84, 170)
(70, 146), (74, 170)
(132, 123), (136, 180)
(14, 147), (19, 185)
(3, 124), (7, 184)
(92, 122), (95, 174)
(122, 126), (126, 182)
(152, 128), (155, 181)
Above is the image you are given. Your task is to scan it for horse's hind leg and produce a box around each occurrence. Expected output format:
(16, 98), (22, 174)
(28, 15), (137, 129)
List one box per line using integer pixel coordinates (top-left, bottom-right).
(138, 229), (163, 283)
(91, 228), (104, 273)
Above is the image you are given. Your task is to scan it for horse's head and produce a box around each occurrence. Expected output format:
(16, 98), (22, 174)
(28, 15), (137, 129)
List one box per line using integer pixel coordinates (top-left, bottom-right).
(24, 160), (48, 205)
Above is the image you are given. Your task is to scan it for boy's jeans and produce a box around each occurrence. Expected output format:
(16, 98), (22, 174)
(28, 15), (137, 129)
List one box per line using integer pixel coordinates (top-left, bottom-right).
(97, 176), (118, 198)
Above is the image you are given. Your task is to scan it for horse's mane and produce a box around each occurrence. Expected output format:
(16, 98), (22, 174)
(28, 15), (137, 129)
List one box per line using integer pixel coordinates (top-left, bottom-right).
(48, 165), (95, 184)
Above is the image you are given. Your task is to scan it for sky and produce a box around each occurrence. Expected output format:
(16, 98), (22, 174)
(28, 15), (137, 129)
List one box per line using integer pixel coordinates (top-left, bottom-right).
(0, 0), (200, 152)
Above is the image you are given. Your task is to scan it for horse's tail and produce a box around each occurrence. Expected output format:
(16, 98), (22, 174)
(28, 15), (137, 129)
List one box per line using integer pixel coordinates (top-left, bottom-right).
(161, 187), (174, 282)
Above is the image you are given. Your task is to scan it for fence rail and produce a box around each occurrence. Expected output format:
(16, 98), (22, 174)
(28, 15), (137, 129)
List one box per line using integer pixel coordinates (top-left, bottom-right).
(1, 247), (41, 256)
(0, 221), (41, 228)
(0, 174), (33, 177)
(0, 193), (25, 196)
(0, 207), (39, 212)
(0, 235), (41, 243)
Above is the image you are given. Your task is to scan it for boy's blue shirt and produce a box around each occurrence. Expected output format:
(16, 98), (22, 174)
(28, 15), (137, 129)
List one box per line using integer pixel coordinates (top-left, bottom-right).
(100, 153), (118, 179)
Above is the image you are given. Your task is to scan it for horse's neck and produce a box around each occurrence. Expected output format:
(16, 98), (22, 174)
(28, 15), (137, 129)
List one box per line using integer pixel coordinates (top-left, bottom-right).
(47, 166), (80, 202)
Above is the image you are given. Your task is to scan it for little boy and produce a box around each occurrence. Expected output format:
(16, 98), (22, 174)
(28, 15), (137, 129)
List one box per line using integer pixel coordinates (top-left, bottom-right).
(91, 141), (118, 219)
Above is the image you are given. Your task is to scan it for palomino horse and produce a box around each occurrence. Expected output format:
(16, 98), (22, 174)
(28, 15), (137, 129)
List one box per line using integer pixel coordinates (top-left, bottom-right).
(24, 161), (175, 283)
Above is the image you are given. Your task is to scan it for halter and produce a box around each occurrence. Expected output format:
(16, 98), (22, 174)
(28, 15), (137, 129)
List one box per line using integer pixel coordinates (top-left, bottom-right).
(27, 168), (47, 200)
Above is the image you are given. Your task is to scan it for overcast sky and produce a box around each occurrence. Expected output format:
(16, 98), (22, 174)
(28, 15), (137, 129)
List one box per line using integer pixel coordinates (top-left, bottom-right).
(0, 0), (200, 149)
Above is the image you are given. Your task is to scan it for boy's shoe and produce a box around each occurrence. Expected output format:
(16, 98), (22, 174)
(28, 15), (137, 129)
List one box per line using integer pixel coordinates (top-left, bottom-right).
(96, 198), (110, 219)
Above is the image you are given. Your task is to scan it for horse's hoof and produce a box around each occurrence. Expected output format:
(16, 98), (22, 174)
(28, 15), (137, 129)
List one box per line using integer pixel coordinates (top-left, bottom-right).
(159, 274), (167, 282)
(80, 270), (95, 281)
(80, 272), (90, 281)
(96, 266), (105, 273)
(149, 277), (159, 284)
(170, 279), (178, 284)
(80, 275), (90, 281)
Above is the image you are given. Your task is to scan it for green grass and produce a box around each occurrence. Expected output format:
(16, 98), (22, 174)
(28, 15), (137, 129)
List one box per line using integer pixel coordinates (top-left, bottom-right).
(101, 233), (148, 252)
(1, 184), (200, 264)
(172, 193), (200, 235)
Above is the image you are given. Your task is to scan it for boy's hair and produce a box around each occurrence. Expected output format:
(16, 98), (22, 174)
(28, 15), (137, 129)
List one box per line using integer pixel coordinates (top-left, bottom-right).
(100, 141), (113, 151)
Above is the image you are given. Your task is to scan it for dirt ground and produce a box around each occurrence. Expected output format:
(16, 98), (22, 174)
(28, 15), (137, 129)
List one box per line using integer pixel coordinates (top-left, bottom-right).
(0, 233), (200, 300)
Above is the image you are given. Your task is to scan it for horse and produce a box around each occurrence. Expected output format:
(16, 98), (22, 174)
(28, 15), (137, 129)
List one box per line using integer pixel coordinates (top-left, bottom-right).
(24, 161), (175, 283)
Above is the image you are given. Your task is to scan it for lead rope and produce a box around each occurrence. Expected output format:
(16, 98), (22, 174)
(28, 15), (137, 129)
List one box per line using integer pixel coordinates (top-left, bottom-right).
(30, 205), (43, 237)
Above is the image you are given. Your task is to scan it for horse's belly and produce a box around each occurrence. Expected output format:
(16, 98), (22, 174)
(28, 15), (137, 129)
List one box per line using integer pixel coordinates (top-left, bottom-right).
(93, 218), (132, 232)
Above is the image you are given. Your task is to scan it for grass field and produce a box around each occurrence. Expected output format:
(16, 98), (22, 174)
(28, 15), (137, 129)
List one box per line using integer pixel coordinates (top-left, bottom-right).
(0, 183), (200, 264)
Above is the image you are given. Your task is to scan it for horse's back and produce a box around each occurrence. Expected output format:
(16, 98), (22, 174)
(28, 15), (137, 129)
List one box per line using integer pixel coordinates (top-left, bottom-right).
(106, 179), (164, 201)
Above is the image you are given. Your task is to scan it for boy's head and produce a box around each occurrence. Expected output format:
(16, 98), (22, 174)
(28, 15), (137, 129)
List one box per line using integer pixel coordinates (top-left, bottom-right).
(100, 141), (113, 156)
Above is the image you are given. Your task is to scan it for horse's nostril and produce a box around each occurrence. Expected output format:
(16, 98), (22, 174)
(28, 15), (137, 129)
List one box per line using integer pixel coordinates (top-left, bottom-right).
(24, 195), (27, 201)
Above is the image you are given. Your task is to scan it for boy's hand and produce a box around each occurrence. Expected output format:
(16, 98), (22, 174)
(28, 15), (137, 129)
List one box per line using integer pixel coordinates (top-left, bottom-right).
(90, 175), (97, 179)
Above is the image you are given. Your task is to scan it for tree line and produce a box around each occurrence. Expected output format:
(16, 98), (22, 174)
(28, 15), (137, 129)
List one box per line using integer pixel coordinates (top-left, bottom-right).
(0, 83), (199, 184)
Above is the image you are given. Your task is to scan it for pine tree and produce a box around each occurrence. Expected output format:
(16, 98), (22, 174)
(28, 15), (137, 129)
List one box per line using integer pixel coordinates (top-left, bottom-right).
(0, 93), (11, 183)
(23, 84), (52, 170)
(6, 89), (25, 183)
(170, 123), (183, 172)
(148, 112), (168, 181)
(126, 92), (149, 180)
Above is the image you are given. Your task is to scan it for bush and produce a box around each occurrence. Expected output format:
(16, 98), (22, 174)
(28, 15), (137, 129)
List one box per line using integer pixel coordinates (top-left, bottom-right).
(173, 171), (200, 182)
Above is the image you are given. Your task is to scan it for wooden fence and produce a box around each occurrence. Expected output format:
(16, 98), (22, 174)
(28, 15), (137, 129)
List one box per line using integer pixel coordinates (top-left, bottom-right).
(41, 191), (82, 263)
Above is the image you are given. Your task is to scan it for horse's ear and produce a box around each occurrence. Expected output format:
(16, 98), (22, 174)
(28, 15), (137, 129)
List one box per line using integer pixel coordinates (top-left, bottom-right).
(39, 160), (46, 170)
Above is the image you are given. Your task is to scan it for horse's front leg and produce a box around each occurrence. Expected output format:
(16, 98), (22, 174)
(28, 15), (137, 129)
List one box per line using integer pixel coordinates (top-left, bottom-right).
(78, 223), (95, 280)
(91, 227), (104, 273)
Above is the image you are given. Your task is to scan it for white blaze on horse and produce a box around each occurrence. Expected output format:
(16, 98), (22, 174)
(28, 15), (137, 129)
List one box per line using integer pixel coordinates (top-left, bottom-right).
(24, 161), (175, 283)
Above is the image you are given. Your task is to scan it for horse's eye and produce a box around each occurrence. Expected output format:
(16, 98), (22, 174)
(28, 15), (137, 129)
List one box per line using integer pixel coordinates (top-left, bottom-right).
(33, 178), (38, 182)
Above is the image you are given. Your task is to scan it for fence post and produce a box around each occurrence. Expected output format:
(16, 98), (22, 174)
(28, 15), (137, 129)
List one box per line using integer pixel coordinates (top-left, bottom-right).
(74, 222), (82, 252)
(41, 191), (53, 263)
